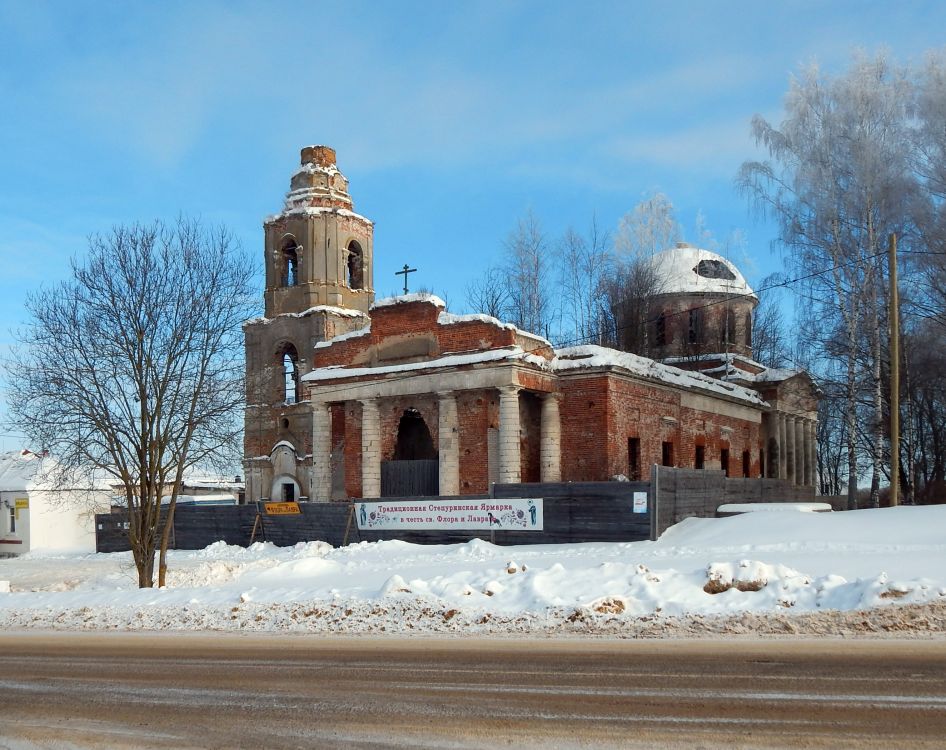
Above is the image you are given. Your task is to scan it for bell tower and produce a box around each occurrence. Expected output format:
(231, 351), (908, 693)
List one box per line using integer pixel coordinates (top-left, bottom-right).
(263, 145), (374, 316)
(243, 146), (373, 505)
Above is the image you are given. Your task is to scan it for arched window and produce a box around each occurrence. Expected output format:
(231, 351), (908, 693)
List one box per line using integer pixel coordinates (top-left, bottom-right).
(347, 241), (364, 290)
(688, 308), (702, 344)
(655, 312), (667, 346)
(280, 344), (299, 403)
(724, 308), (737, 344)
(281, 239), (300, 287)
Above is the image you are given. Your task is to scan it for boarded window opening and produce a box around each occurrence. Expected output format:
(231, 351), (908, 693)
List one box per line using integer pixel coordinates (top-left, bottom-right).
(628, 437), (641, 480)
(743, 450), (751, 478)
(662, 441), (674, 467)
(695, 445), (705, 470)
(720, 448), (730, 477)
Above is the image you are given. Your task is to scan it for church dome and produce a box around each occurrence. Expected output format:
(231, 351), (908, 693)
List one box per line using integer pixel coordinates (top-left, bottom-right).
(650, 243), (756, 300)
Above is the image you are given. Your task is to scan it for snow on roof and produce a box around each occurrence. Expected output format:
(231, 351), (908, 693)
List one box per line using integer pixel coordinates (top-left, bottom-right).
(717, 502), (833, 513)
(438, 310), (516, 331)
(245, 305), (368, 327)
(437, 311), (553, 349)
(649, 243), (756, 299)
(265, 206), (374, 226)
(313, 322), (371, 349)
(0, 451), (110, 492)
(661, 352), (801, 386)
(271, 440), (297, 453)
(0, 451), (45, 492)
(292, 162), (340, 179)
(552, 345), (766, 406)
(303, 346), (543, 383)
(371, 292), (446, 310)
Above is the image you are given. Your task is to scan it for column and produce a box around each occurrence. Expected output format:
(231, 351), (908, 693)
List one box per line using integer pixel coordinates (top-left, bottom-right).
(360, 398), (381, 498)
(438, 391), (460, 496)
(246, 466), (262, 503)
(807, 419), (818, 487)
(539, 393), (562, 482)
(778, 413), (788, 481)
(786, 415), (797, 485)
(498, 385), (522, 485)
(794, 417), (805, 486)
(763, 412), (776, 478)
(310, 402), (332, 502)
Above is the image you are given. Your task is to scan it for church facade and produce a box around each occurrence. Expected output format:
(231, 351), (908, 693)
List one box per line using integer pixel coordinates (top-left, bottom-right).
(243, 147), (819, 503)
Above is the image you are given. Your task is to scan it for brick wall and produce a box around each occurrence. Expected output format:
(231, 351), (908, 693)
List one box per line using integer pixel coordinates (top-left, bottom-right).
(457, 389), (497, 495)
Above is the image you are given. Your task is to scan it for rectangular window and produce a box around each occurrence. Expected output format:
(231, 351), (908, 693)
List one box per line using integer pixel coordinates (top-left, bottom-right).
(628, 437), (641, 481)
(720, 448), (730, 477)
(695, 445), (705, 470)
(759, 449), (765, 478)
(743, 450), (751, 478)
(662, 441), (674, 467)
(281, 483), (296, 502)
(9, 507), (15, 534)
(688, 309), (700, 344)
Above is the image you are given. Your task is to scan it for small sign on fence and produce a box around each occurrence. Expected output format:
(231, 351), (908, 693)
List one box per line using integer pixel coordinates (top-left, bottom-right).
(632, 491), (648, 514)
(263, 501), (301, 516)
(356, 498), (543, 531)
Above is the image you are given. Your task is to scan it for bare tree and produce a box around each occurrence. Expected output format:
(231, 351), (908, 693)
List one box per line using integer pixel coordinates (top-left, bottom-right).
(4, 219), (255, 587)
(600, 193), (679, 355)
(751, 273), (790, 368)
(738, 53), (915, 509)
(465, 267), (510, 319)
(503, 211), (550, 336)
(558, 218), (611, 344)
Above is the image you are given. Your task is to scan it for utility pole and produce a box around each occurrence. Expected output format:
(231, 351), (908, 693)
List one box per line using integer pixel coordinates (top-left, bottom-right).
(889, 233), (900, 507)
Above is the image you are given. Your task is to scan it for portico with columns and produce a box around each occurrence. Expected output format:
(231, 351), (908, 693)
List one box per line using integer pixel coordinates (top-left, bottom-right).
(245, 145), (820, 504)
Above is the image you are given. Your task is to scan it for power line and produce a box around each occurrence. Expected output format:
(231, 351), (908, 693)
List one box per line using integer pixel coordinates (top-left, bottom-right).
(551, 247), (892, 349)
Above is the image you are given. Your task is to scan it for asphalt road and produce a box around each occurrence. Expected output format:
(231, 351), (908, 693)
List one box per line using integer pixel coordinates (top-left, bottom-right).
(0, 633), (945, 749)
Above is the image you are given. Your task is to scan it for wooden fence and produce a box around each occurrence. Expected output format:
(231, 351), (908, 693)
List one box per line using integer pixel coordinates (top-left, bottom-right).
(95, 481), (652, 553)
(95, 471), (834, 553)
(650, 465), (827, 538)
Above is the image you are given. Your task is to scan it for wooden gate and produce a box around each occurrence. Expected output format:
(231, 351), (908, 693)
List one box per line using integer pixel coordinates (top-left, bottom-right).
(380, 459), (439, 497)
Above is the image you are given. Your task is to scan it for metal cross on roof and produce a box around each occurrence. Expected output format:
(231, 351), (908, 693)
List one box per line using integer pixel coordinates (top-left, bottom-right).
(396, 264), (417, 295)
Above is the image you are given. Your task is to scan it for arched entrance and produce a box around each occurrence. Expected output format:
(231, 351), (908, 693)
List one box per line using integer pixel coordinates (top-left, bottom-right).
(381, 409), (439, 497)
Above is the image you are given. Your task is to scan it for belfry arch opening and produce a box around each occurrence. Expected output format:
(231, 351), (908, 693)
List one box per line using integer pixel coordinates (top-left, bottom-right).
(347, 241), (364, 290)
(279, 343), (299, 404)
(280, 237), (300, 287)
(394, 409), (436, 460)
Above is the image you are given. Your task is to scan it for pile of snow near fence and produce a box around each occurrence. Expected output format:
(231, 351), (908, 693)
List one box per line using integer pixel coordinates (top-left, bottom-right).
(1, 505), (945, 636)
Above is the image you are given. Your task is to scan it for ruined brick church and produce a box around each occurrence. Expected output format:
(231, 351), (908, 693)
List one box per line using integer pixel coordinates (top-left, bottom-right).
(242, 146), (819, 503)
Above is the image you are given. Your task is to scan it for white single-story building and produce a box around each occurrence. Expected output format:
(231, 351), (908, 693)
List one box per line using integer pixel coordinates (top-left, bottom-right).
(0, 450), (111, 555)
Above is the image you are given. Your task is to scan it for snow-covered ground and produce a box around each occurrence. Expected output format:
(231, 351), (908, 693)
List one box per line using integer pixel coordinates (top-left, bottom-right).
(1, 505), (945, 636)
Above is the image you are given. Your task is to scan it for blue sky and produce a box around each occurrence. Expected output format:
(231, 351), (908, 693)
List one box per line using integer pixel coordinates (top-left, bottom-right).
(1, 1), (944, 447)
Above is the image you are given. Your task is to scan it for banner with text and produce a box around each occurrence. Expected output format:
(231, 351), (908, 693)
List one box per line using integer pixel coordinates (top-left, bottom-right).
(355, 498), (543, 531)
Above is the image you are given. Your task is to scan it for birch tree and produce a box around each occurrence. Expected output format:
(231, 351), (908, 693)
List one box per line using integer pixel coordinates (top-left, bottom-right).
(5, 220), (255, 587)
(738, 53), (915, 509)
